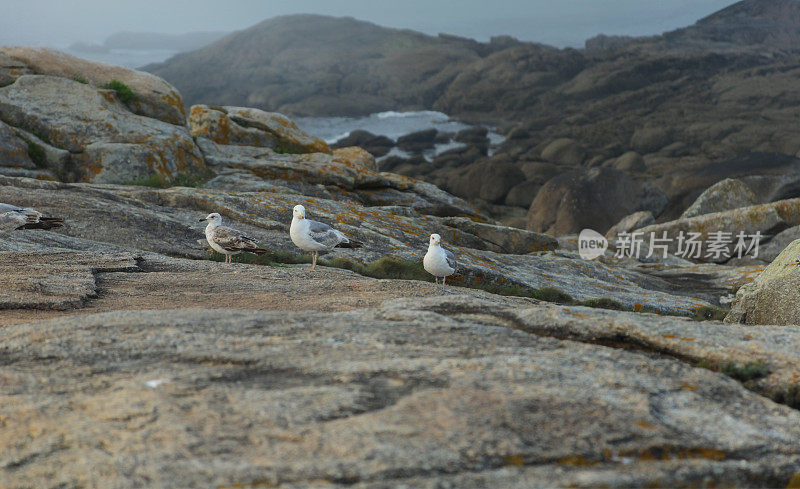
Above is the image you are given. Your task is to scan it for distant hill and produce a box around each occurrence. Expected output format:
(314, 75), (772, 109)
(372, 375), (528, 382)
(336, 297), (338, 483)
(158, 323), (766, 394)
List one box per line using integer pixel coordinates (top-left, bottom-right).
(669, 0), (800, 47)
(143, 14), (528, 116)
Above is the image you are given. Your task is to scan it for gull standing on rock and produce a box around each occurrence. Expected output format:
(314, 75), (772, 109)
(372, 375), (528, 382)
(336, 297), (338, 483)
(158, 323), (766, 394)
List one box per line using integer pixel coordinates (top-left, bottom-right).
(200, 212), (269, 264)
(424, 233), (457, 285)
(0, 203), (63, 234)
(290, 204), (362, 271)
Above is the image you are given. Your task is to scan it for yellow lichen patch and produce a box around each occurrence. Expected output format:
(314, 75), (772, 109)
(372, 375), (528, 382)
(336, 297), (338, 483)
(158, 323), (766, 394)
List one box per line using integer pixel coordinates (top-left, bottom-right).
(503, 455), (525, 467)
(786, 473), (800, 489)
(662, 334), (676, 339)
(680, 384), (699, 391)
(618, 447), (725, 462)
(99, 90), (117, 105)
(634, 303), (644, 312)
(557, 455), (599, 467)
(634, 421), (656, 430)
(161, 90), (186, 119)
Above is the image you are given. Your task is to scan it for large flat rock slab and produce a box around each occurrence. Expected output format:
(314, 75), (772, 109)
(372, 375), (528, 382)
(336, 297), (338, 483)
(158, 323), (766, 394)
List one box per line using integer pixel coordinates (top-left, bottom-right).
(0, 176), (717, 314)
(2, 304), (800, 488)
(0, 251), (138, 310)
(0, 251), (536, 326)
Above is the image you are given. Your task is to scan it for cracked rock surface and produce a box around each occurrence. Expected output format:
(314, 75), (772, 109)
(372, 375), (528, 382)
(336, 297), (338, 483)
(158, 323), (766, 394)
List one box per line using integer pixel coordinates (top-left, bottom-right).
(4, 250), (800, 487)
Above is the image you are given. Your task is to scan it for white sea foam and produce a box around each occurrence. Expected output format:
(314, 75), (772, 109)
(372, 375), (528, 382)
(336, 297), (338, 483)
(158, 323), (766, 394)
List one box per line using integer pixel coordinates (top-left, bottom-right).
(375, 110), (449, 121)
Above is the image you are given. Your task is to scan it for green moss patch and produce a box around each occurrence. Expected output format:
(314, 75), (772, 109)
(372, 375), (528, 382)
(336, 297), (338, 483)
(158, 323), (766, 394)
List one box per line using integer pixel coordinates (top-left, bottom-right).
(130, 169), (215, 189)
(15, 131), (46, 168)
(102, 80), (137, 104)
(691, 306), (729, 322)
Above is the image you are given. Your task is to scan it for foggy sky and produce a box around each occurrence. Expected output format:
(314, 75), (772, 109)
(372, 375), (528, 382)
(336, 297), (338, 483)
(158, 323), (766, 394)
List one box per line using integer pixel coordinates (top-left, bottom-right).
(2, 0), (736, 48)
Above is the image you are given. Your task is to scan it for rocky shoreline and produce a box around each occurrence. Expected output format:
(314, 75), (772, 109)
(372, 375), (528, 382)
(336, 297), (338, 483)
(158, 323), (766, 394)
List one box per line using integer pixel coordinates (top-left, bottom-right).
(3, 41), (800, 488)
(144, 4), (800, 232)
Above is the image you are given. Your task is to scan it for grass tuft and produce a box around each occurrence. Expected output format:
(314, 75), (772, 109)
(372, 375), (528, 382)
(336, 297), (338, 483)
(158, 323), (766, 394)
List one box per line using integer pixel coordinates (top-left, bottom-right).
(102, 80), (137, 104)
(130, 169), (215, 189)
(15, 131), (46, 168)
(720, 361), (771, 383)
(363, 257), (430, 281)
(532, 287), (574, 304)
(73, 77), (88, 84)
(692, 305), (728, 322)
(579, 298), (625, 310)
(697, 359), (771, 386)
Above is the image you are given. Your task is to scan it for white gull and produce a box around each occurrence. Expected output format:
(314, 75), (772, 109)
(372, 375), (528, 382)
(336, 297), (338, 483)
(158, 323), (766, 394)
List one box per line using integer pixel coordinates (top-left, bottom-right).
(423, 233), (457, 285)
(290, 204), (362, 270)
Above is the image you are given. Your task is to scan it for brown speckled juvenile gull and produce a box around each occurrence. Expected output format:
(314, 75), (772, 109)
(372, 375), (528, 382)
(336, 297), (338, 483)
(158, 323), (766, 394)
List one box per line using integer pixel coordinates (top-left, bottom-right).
(199, 212), (269, 264)
(0, 203), (63, 234)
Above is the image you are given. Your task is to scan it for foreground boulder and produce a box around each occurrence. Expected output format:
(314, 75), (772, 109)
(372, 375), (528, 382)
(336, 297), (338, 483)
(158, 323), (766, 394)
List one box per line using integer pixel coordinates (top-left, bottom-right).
(189, 104), (330, 154)
(726, 238), (800, 325)
(0, 75), (205, 183)
(636, 198), (800, 263)
(1, 46), (186, 125)
(196, 137), (479, 218)
(527, 167), (668, 236)
(605, 211), (655, 239)
(681, 178), (759, 219)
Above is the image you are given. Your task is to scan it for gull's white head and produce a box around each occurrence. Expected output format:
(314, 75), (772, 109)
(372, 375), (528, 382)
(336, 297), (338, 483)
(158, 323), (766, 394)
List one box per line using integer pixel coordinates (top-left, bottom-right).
(429, 233), (442, 246)
(293, 204), (306, 220)
(199, 212), (223, 225)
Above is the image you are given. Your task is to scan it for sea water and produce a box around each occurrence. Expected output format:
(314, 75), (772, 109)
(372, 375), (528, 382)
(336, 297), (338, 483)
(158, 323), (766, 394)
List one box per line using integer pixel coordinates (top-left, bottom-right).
(296, 110), (504, 161)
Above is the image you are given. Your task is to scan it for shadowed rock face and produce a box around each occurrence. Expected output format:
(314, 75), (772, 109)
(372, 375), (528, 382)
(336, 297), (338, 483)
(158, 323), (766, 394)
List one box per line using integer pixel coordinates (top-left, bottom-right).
(526, 168), (668, 236)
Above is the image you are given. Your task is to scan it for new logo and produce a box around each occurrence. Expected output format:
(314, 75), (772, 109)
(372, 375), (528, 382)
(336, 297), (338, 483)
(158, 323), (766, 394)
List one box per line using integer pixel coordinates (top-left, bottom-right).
(578, 229), (608, 260)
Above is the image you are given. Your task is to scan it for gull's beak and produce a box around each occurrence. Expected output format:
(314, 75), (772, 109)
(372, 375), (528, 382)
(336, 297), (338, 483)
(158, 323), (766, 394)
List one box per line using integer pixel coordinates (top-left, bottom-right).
(198, 218), (206, 222)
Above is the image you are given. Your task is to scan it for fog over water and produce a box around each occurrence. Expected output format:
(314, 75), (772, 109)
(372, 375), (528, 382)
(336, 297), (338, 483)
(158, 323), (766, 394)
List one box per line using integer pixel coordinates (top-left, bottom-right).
(3, 0), (735, 49)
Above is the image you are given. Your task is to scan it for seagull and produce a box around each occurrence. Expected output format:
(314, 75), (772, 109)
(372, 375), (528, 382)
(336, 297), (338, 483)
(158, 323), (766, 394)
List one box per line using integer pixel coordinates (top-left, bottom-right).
(424, 233), (457, 285)
(290, 204), (362, 270)
(199, 212), (269, 264)
(0, 203), (63, 234)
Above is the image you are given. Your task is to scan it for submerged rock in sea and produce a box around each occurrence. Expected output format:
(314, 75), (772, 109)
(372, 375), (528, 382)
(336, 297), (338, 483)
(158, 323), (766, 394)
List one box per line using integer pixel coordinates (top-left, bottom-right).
(331, 129), (394, 157)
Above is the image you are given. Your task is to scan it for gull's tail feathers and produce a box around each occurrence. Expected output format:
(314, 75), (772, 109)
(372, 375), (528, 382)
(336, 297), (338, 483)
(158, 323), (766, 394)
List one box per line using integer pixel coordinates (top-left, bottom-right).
(223, 246), (271, 255)
(335, 239), (363, 249)
(19, 217), (64, 230)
